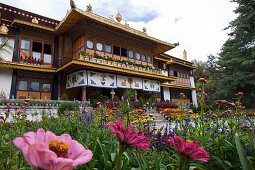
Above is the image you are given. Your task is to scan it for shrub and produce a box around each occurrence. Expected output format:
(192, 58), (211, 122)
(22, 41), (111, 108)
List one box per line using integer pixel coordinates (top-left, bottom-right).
(58, 102), (79, 115)
(60, 93), (69, 100)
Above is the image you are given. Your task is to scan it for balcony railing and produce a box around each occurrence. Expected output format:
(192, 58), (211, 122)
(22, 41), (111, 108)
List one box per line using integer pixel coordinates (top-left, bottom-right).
(78, 53), (164, 76)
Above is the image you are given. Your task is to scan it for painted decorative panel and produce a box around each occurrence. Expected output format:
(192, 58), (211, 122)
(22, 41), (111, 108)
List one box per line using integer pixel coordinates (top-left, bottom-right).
(143, 79), (160, 92)
(87, 71), (116, 88)
(66, 70), (87, 89)
(117, 75), (142, 89)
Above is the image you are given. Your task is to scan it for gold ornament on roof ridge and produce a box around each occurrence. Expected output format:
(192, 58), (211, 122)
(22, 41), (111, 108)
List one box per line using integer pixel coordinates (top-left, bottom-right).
(86, 4), (92, 12)
(116, 11), (122, 22)
(0, 24), (9, 35)
(142, 26), (147, 33)
(32, 17), (38, 24)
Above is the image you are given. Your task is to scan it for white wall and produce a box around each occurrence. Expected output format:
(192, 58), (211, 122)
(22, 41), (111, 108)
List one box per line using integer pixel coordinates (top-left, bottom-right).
(0, 37), (15, 61)
(163, 86), (170, 101)
(0, 68), (13, 99)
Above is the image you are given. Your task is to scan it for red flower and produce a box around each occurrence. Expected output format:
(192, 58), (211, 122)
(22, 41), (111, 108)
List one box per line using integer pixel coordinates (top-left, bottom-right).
(107, 119), (150, 150)
(6, 105), (12, 109)
(198, 78), (207, 84)
(168, 136), (210, 162)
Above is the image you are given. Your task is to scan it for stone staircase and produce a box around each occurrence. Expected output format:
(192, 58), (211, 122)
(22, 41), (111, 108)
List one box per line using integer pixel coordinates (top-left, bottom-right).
(145, 109), (169, 129)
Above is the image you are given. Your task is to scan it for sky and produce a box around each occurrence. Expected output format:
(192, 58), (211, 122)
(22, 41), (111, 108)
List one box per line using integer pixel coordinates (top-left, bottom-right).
(1, 0), (237, 61)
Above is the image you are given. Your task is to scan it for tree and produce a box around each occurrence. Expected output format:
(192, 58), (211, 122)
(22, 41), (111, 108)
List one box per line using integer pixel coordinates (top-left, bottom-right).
(192, 55), (221, 104)
(217, 0), (255, 107)
(0, 38), (13, 62)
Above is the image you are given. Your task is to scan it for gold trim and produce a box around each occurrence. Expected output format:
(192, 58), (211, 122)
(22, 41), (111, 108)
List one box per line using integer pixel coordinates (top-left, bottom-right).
(166, 60), (196, 69)
(161, 83), (196, 90)
(57, 60), (176, 81)
(0, 62), (55, 72)
(154, 57), (169, 62)
(11, 19), (55, 32)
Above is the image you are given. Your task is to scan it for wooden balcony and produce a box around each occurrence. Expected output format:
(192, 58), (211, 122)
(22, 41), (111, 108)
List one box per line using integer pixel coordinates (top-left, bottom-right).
(78, 54), (164, 76)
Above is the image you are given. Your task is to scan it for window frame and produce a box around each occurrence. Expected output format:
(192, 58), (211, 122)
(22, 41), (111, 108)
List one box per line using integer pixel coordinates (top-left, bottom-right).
(19, 36), (54, 64)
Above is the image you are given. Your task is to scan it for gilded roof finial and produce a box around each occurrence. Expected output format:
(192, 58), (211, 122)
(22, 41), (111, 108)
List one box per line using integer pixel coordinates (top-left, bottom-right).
(0, 24), (9, 35)
(124, 20), (129, 27)
(86, 4), (92, 12)
(70, 0), (76, 9)
(32, 17), (38, 24)
(109, 15), (114, 22)
(116, 11), (122, 22)
(142, 27), (147, 33)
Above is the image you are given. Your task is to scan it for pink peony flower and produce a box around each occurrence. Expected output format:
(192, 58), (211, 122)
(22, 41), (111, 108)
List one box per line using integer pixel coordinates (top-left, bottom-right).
(107, 119), (150, 150)
(13, 128), (93, 170)
(168, 136), (210, 162)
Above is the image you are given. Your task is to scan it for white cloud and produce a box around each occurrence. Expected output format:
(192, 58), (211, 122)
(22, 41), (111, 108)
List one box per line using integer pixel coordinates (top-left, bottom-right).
(1, 0), (237, 61)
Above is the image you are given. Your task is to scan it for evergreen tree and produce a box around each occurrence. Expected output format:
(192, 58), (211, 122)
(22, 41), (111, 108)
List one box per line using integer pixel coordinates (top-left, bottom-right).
(217, 0), (255, 107)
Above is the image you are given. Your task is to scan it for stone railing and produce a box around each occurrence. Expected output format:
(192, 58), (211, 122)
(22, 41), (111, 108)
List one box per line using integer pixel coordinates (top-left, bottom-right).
(78, 55), (163, 75)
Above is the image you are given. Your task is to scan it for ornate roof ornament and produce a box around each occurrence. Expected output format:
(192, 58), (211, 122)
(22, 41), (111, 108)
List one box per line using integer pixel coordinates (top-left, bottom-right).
(124, 20), (129, 27)
(115, 11), (122, 22)
(142, 26), (147, 33)
(32, 17), (38, 24)
(86, 4), (92, 12)
(109, 15), (114, 22)
(0, 24), (9, 35)
(173, 42), (179, 46)
(70, 0), (76, 9)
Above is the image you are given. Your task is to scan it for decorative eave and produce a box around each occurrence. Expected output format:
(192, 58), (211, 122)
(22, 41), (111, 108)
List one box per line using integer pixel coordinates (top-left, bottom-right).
(55, 8), (176, 55)
(154, 57), (196, 69)
(11, 19), (55, 32)
(0, 62), (55, 72)
(57, 60), (177, 81)
(161, 83), (196, 90)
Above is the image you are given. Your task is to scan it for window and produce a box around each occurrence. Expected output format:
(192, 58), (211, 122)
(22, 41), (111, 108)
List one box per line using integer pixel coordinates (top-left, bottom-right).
(129, 50), (133, 58)
(174, 71), (177, 77)
(96, 42), (103, 51)
(177, 72), (180, 77)
(147, 56), (151, 63)
(170, 70), (174, 76)
(105, 45), (111, 53)
(42, 83), (51, 92)
(142, 55), (146, 61)
(113, 46), (120, 55)
(32, 41), (42, 61)
(31, 81), (39, 91)
(44, 44), (52, 63)
(18, 80), (27, 91)
(180, 73), (183, 78)
(121, 48), (127, 57)
(87, 40), (93, 48)
(135, 52), (140, 60)
(184, 74), (186, 79)
(21, 40), (30, 50)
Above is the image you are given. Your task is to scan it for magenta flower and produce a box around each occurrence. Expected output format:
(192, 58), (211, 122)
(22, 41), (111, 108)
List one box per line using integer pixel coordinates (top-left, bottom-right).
(6, 105), (12, 109)
(13, 128), (93, 170)
(168, 136), (210, 162)
(107, 119), (150, 150)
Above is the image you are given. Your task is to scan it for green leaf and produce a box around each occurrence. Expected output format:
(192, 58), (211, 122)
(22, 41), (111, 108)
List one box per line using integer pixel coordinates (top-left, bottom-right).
(234, 133), (249, 170)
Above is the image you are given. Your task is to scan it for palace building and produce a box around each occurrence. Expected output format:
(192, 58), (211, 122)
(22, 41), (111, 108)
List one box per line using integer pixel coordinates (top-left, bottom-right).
(0, 2), (197, 107)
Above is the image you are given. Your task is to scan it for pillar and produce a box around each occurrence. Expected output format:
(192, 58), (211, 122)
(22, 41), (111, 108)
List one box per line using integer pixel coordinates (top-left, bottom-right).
(82, 86), (87, 101)
(134, 90), (137, 101)
(191, 90), (198, 108)
(111, 89), (115, 100)
(163, 86), (170, 101)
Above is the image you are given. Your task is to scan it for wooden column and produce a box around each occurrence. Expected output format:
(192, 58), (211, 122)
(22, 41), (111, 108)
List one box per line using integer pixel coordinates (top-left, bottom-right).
(82, 86), (87, 101)
(111, 89), (115, 101)
(134, 90), (137, 101)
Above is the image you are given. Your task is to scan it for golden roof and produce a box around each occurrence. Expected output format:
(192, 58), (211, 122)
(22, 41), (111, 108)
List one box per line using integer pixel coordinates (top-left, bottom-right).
(55, 8), (176, 55)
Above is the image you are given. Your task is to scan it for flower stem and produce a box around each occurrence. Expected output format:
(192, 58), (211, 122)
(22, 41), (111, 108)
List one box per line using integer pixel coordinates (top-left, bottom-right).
(116, 144), (125, 170)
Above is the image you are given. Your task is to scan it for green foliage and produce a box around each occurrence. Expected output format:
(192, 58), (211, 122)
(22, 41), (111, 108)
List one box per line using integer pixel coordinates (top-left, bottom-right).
(123, 88), (135, 100)
(217, 0), (255, 107)
(60, 93), (69, 101)
(57, 102), (79, 115)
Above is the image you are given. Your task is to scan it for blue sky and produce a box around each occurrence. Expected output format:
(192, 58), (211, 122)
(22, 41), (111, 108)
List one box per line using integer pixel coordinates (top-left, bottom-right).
(1, 0), (237, 61)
